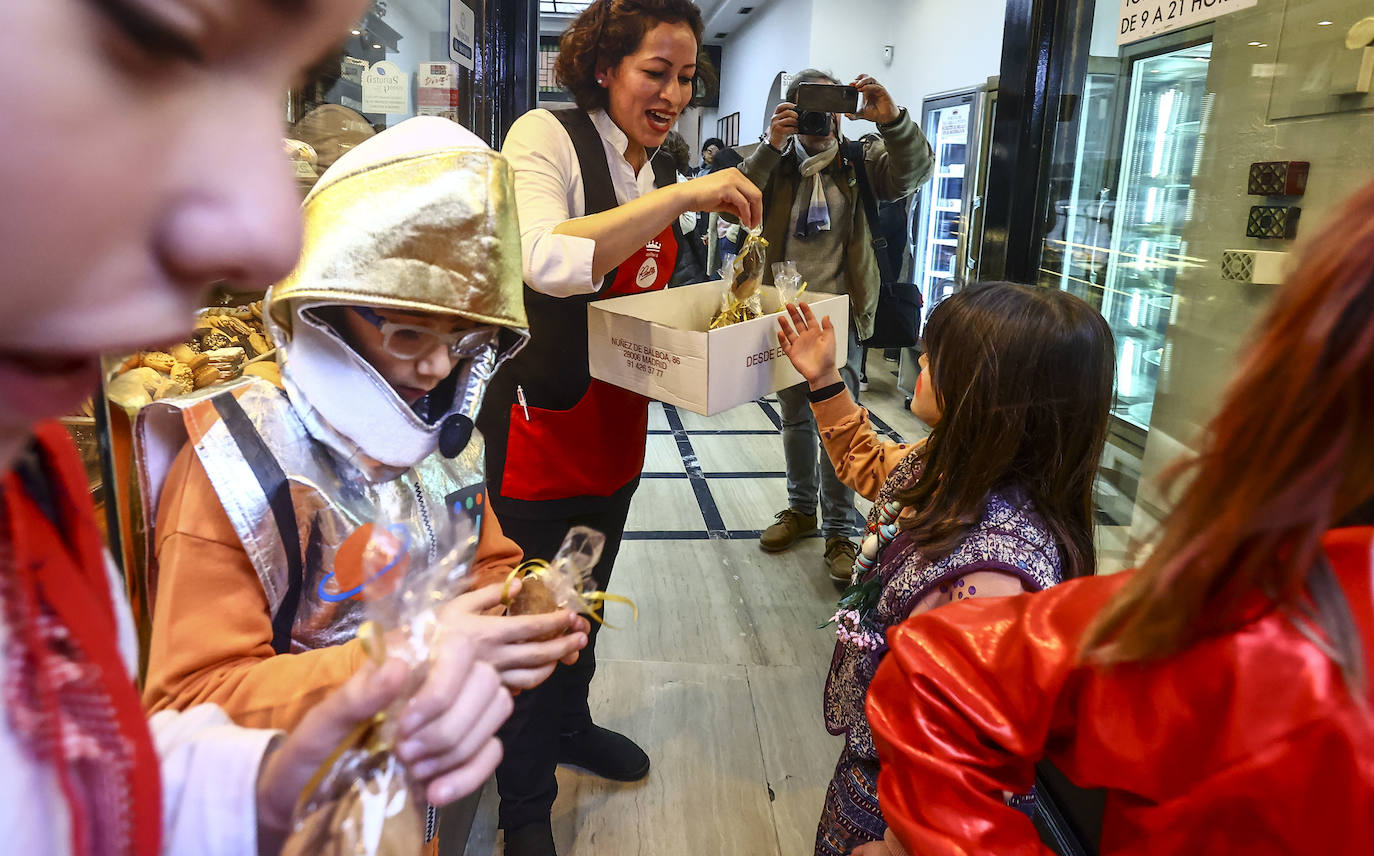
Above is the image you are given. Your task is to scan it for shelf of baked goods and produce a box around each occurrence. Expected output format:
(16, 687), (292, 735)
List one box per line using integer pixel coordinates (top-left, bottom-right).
(105, 299), (280, 412)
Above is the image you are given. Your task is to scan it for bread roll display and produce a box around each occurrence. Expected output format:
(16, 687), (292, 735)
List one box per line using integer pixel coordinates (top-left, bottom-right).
(107, 299), (278, 407)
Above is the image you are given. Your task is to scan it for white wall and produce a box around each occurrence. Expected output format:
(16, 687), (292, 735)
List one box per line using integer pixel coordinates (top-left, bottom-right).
(808, 0), (906, 137)
(703, 0), (812, 146)
(1089, 0), (1121, 57)
(885, 0), (1006, 111)
(707, 0), (1007, 144)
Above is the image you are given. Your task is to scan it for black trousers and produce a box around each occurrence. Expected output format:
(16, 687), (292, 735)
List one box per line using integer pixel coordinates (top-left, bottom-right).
(492, 488), (636, 830)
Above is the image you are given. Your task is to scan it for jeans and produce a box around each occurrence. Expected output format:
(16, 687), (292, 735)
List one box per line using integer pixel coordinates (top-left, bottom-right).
(776, 322), (864, 539)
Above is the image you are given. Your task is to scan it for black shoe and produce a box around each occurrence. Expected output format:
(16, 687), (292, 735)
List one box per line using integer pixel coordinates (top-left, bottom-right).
(505, 820), (557, 856)
(558, 725), (650, 781)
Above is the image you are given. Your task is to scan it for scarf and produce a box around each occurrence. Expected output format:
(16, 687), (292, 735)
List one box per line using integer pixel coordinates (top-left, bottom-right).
(1, 422), (161, 856)
(793, 139), (840, 238)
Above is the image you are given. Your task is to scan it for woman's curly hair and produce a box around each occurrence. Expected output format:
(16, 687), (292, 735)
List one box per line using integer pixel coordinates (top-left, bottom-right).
(556, 0), (707, 111)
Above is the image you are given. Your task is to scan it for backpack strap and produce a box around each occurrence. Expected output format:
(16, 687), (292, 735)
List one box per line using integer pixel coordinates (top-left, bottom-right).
(846, 139), (897, 286)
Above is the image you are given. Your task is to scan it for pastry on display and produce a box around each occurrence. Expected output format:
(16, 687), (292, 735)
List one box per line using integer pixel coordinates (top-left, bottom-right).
(284, 137), (319, 181)
(242, 360), (282, 385)
(107, 299), (277, 408)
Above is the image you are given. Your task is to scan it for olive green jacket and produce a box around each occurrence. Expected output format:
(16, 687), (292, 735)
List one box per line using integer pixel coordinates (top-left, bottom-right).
(738, 109), (934, 339)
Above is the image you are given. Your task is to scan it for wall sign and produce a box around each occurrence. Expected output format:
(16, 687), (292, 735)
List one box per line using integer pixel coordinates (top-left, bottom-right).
(450, 0), (477, 70)
(1117, 0), (1258, 46)
(361, 60), (410, 114)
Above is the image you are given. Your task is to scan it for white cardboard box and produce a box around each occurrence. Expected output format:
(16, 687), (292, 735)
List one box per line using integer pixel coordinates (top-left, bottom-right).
(587, 279), (849, 416)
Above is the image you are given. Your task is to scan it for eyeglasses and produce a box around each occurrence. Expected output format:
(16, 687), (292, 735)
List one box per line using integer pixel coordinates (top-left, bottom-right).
(350, 306), (496, 361)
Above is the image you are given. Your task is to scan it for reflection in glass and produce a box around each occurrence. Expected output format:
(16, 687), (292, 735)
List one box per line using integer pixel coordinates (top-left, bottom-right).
(1043, 42), (1212, 432)
(1102, 43), (1212, 429)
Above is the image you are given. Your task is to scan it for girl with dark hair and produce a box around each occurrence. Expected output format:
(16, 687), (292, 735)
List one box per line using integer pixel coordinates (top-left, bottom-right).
(0, 2), (512, 854)
(866, 177), (1374, 855)
(477, 2), (760, 853)
(775, 284), (1116, 856)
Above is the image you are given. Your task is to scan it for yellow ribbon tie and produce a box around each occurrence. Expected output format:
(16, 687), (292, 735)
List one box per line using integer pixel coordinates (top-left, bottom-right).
(501, 560), (639, 629)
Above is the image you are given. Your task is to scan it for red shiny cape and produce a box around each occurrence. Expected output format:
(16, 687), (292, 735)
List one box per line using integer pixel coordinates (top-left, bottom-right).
(868, 527), (1374, 855)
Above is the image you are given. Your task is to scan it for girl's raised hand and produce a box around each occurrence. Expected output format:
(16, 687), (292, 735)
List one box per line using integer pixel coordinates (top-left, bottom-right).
(777, 302), (841, 389)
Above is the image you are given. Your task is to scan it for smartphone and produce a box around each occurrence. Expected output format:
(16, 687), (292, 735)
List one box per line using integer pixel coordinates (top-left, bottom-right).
(794, 83), (860, 114)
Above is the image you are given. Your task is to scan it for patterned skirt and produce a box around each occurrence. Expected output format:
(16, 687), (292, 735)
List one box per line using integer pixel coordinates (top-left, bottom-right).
(814, 749), (1040, 856)
(815, 749), (885, 856)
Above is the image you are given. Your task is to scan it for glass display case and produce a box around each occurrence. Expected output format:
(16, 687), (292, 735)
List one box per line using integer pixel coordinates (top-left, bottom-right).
(1042, 41), (1212, 434)
(1100, 42), (1212, 430)
(914, 99), (971, 319)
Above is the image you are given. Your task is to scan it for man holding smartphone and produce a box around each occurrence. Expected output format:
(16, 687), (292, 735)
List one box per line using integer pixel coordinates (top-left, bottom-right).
(742, 69), (934, 582)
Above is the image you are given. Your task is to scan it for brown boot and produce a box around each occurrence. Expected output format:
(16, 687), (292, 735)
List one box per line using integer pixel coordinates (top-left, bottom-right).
(759, 508), (817, 552)
(824, 538), (859, 584)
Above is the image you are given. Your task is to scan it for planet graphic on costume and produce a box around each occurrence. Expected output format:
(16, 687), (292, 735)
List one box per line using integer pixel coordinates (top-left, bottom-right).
(321, 522), (411, 602)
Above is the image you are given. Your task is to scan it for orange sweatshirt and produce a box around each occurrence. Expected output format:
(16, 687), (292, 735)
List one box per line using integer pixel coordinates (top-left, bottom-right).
(142, 444), (523, 730)
(812, 391), (1029, 606)
(812, 391), (920, 501)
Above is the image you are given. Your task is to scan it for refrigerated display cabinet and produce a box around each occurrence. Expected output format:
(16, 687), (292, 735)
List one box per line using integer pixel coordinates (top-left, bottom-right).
(1100, 42), (1212, 431)
(900, 81), (997, 405)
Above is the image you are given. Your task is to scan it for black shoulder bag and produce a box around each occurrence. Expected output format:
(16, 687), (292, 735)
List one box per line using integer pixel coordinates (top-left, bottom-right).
(847, 142), (923, 349)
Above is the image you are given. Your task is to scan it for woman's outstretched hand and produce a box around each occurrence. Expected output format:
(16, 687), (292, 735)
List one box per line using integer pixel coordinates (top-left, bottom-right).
(777, 302), (841, 390)
(677, 168), (763, 230)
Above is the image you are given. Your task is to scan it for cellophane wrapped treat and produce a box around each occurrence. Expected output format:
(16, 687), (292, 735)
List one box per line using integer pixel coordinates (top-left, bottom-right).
(503, 527), (636, 630)
(771, 261), (808, 311)
(710, 228), (769, 329)
(504, 527), (604, 622)
(281, 511), (479, 856)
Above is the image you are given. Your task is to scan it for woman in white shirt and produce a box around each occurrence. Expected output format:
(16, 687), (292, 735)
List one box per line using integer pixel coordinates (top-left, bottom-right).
(0, 2), (512, 854)
(474, 2), (760, 854)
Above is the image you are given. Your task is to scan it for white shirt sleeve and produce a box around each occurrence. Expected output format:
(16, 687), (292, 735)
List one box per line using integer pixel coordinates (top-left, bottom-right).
(675, 173), (696, 233)
(152, 706), (282, 856)
(102, 552), (281, 856)
(502, 110), (599, 297)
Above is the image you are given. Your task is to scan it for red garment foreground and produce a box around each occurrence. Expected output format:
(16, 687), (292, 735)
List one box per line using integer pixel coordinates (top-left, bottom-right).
(2, 423), (161, 856)
(868, 526), (1374, 855)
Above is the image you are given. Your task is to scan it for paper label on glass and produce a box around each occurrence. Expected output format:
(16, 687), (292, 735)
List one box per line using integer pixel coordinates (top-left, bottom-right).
(450, 0), (477, 70)
(361, 61), (410, 114)
(937, 106), (968, 139)
(419, 61), (458, 90)
(1117, 0), (1258, 46)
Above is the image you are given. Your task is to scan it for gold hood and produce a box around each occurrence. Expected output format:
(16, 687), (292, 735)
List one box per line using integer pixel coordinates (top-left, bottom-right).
(269, 115), (527, 338)
(263, 117), (528, 470)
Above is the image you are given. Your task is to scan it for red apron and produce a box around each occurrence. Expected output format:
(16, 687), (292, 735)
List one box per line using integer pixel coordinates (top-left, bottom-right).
(500, 224), (678, 502)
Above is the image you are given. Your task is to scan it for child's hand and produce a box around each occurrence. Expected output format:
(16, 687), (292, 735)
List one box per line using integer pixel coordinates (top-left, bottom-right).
(435, 581), (589, 691)
(777, 302), (841, 389)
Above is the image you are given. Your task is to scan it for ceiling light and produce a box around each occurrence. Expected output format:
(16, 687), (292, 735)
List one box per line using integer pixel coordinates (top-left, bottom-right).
(351, 28), (362, 35)
(1248, 41), (1262, 46)
(372, 43), (383, 49)
(1318, 20), (1334, 26)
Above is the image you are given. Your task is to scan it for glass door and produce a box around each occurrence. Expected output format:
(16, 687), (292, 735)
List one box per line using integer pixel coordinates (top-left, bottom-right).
(914, 93), (975, 320)
(1101, 43), (1212, 431)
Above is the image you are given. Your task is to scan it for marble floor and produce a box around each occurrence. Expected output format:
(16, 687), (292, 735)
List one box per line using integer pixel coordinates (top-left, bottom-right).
(460, 354), (1132, 855)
